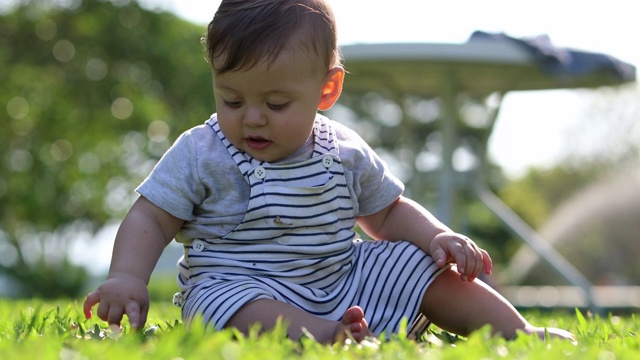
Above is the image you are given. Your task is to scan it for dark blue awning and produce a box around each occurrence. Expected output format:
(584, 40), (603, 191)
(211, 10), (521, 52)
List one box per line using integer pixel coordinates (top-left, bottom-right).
(469, 31), (636, 84)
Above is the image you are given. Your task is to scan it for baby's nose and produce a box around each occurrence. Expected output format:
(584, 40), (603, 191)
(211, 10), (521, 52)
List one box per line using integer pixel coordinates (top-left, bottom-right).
(243, 106), (267, 127)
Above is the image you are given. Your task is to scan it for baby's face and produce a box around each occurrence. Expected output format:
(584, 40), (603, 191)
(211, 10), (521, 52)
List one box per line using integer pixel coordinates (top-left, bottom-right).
(213, 48), (328, 162)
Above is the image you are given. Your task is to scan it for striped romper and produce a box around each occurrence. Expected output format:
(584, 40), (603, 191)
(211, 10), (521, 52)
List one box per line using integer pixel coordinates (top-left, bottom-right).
(160, 116), (442, 336)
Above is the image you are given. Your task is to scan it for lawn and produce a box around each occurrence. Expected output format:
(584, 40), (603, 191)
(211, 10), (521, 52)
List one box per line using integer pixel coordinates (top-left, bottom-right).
(0, 299), (638, 359)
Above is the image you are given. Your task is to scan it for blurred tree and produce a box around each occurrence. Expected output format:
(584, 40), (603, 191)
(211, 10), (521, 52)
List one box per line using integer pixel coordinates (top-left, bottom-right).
(500, 84), (640, 285)
(0, 0), (213, 297)
(499, 166), (600, 229)
(501, 84), (640, 225)
(513, 166), (640, 286)
(560, 84), (640, 169)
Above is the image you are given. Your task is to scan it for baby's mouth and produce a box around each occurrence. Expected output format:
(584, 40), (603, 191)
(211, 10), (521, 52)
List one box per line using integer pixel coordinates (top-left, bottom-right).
(246, 136), (272, 150)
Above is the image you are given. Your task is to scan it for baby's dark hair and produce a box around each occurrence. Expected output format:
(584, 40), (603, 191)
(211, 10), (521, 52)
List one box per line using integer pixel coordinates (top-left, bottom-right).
(206, 0), (340, 74)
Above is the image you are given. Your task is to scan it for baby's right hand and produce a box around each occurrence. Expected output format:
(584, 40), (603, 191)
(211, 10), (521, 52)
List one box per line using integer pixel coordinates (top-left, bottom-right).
(83, 273), (150, 330)
(429, 231), (492, 282)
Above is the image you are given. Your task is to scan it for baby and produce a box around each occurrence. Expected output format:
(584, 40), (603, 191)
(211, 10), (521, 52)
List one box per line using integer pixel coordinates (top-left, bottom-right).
(84, 0), (574, 344)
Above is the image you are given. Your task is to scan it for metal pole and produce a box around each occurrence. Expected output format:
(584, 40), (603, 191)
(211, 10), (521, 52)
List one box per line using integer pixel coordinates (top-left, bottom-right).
(438, 71), (457, 225)
(474, 183), (598, 312)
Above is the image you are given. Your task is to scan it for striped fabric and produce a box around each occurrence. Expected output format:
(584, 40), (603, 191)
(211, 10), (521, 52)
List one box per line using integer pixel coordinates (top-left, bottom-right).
(175, 117), (441, 336)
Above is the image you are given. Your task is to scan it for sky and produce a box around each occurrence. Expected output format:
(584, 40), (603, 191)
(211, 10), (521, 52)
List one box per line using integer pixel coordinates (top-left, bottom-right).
(146, 0), (640, 178)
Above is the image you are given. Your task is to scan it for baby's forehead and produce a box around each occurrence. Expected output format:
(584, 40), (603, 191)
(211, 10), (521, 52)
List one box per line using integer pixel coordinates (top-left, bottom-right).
(213, 39), (328, 76)
(276, 39), (328, 70)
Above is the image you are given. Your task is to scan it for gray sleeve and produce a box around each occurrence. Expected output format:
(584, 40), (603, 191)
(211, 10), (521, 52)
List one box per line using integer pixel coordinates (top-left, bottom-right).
(136, 129), (205, 221)
(335, 122), (404, 216)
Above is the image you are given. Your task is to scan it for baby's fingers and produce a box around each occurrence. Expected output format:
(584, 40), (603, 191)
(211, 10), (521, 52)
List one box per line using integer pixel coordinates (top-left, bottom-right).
(83, 291), (100, 319)
(460, 246), (492, 282)
(456, 242), (486, 282)
(105, 304), (125, 327)
(125, 301), (147, 330)
(431, 247), (449, 268)
(481, 248), (493, 275)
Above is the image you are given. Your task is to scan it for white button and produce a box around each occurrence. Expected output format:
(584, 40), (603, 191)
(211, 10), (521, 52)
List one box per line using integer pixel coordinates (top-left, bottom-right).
(254, 166), (267, 180)
(322, 155), (333, 168)
(192, 239), (205, 252)
(172, 292), (183, 307)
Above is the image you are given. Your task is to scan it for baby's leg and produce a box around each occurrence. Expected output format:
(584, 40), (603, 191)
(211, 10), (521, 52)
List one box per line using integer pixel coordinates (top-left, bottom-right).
(225, 298), (373, 344)
(420, 267), (575, 341)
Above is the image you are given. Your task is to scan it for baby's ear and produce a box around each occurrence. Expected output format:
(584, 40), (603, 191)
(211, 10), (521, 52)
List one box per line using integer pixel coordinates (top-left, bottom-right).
(318, 66), (344, 111)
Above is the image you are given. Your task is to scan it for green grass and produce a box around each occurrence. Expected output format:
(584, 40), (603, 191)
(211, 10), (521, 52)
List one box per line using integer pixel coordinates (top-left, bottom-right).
(0, 299), (638, 359)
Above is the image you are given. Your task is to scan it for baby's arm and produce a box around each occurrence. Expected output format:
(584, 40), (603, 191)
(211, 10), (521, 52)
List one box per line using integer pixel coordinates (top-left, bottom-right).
(357, 195), (492, 282)
(83, 196), (184, 329)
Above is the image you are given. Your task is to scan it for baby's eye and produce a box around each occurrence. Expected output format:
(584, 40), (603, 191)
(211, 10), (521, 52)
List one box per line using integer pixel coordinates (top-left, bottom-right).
(223, 100), (243, 108)
(267, 102), (290, 111)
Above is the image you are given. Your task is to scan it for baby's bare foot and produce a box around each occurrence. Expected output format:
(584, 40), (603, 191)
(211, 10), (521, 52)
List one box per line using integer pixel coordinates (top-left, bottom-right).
(335, 306), (374, 343)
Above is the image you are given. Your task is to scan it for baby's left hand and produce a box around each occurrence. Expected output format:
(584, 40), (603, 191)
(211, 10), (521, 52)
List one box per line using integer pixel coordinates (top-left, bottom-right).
(429, 231), (492, 282)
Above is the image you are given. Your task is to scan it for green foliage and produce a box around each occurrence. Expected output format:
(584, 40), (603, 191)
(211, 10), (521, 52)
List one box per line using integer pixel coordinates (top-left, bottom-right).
(147, 273), (180, 302)
(0, 0), (213, 297)
(487, 165), (608, 268)
(0, 299), (639, 359)
(498, 161), (640, 285)
(500, 166), (603, 228)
